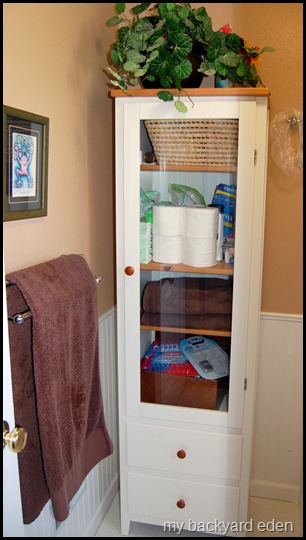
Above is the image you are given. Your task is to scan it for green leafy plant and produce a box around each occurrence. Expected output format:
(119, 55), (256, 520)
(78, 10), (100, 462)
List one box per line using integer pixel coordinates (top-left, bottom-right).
(105, 4), (274, 111)
(199, 23), (275, 87)
(106, 2), (213, 112)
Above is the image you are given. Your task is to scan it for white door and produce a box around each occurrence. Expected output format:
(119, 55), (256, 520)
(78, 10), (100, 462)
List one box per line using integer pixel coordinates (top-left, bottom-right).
(3, 255), (25, 537)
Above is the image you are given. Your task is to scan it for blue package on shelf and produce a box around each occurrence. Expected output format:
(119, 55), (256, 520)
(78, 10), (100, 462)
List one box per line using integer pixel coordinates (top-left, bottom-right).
(211, 183), (236, 238)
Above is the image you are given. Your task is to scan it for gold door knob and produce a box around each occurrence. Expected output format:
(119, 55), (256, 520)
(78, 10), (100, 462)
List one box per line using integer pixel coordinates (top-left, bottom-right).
(3, 421), (27, 453)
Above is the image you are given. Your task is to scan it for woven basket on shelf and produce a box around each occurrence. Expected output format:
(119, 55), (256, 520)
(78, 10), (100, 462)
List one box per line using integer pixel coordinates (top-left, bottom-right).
(144, 119), (239, 166)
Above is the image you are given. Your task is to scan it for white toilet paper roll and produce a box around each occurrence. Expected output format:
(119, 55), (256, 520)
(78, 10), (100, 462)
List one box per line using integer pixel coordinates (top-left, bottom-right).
(183, 237), (217, 267)
(153, 205), (185, 236)
(153, 234), (183, 264)
(184, 206), (218, 238)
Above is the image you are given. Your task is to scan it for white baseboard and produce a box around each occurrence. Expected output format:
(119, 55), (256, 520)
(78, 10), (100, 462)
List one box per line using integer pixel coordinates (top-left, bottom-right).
(84, 473), (119, 537)
(250, 479), (301, 504)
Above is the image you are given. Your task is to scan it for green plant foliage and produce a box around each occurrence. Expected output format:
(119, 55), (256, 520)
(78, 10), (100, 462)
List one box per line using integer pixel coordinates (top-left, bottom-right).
(105, 3), (274, 110)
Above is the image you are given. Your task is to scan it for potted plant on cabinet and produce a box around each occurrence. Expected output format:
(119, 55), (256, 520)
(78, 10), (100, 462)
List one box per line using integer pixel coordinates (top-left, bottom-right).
(106, 2), (214, 111)
(105, 3), (274, 112)
(199, 23), (275, 88)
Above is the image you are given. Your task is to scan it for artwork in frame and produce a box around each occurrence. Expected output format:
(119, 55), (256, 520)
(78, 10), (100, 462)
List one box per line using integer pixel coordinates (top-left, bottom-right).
(3, 105), (49, 221)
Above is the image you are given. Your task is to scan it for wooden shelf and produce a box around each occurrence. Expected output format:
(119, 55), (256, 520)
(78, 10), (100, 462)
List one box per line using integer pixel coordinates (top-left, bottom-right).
(141, 164), (237, 173)
(140, 164), (237, 173)
(140, 261), (234, 276)
(141, 325), (231, 337)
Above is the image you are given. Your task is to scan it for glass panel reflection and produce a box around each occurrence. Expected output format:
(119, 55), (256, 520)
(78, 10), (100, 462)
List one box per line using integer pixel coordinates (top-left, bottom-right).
(139, 117), (238, 412)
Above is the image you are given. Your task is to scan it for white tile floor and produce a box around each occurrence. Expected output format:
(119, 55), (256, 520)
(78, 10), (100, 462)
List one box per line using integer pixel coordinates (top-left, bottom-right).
(95, 492), (302, 537)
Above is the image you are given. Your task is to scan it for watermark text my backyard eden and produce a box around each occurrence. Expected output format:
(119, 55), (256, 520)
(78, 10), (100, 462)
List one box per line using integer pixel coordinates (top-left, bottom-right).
(164, 518), (294, 535)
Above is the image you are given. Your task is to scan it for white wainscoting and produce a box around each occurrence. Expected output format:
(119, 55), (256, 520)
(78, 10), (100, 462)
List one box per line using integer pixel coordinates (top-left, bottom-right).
(250, 312), (303, 503)
(23, 307), (119, 537)
(22, 308), (302, 536)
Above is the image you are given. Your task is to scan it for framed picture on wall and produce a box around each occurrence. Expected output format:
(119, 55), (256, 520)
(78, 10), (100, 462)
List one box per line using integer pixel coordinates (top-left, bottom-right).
(3, 105), (49, 221)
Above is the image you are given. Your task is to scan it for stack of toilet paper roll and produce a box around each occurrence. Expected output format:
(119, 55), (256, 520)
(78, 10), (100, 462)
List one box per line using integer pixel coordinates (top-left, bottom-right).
(153, 205), (218, 267)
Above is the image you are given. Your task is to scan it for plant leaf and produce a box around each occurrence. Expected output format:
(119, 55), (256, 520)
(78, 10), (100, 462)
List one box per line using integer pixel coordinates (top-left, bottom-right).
(198, 59), (216, 75)
(244, 45), (275, 58)
(123, 60), (141, 72)
(126, 50), (147, 63)
(125, 32), (146, 51)
(118, 26), (129, 40)
(203, 67), (216, 76)
(131, 3), (151, 16)
(149, 50), (172, 79)
(106, 66), (122, 80)
(157, 91), (174, 102)
(225, 33), (242, 53)
(194, 7), (213, 39)
(115, 3), (126, 15)
(175, 99), (188, 113)
(158, 4), (173, 17)
(207, 38), (224, 62)
(236, 60), (251, 78)
(214, 58), (229, 76)
(171, 33), (193, 62)
(174, 58), (192, 80)
(106, 16), (123, 27)
(147, 50), (160, 62)
(219, 51), (241, 68)
(110, 48), (120, 66)
(134, 68), (147, 76)
(147, 37), (166, 52)
(160, 75), (174, 87)
(178, 6), (190, 19)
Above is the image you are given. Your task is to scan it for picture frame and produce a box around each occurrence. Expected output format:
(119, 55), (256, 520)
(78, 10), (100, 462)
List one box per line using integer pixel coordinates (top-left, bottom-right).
(3, 105), (49, 221)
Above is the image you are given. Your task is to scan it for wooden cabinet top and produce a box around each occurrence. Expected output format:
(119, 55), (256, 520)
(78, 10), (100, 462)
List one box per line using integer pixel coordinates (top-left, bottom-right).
(110, 88), (270, 98)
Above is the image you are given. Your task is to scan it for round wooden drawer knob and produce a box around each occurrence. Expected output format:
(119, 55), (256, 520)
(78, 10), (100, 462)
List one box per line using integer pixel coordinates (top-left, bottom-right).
(176, 499), (185, 509)
(177, 449), (186, 459)
(124, 266), (134, 276)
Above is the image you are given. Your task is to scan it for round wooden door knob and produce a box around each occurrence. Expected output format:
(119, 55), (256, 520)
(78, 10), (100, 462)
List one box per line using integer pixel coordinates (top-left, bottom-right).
(176, 499), (185, 509)
(124, 266), (134, 276)
(177, 449), (186, 459)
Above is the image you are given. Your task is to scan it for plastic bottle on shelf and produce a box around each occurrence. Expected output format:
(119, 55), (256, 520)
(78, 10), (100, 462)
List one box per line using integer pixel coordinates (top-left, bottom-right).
(208, 203), (224, 262)
(223, 238), (235, 264)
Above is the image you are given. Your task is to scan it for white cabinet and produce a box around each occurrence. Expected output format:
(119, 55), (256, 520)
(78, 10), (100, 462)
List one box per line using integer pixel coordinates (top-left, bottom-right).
(112, 89), (269, 535)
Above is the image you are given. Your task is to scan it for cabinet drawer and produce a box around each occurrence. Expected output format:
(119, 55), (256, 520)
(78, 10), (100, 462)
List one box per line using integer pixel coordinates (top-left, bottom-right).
(127, 423), (242, 481)
(128, 472), (239, 526)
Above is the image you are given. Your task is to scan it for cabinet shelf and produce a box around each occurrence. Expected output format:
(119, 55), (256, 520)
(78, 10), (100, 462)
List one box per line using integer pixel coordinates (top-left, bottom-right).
(140, 164), (237, 173)
(140, 324), (231, 337)
(140, 261), (234, 276)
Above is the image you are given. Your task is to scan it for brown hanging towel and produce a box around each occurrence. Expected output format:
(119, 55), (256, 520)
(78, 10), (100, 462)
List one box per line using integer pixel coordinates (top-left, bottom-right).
(6, 254), (113, 524)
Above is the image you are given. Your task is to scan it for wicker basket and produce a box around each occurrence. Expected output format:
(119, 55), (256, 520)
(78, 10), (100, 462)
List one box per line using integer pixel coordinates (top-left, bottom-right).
(144, 119), (239, 166)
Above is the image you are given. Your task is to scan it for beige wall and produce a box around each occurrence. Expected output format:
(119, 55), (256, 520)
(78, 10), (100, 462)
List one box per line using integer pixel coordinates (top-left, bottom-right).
(3, 3), (116, 315)
(3, 4), (303, 316)
(198, 3), (303, 314)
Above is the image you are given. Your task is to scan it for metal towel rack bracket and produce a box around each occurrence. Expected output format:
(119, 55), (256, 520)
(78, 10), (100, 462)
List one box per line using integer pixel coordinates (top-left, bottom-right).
(8, 309), (33, 326)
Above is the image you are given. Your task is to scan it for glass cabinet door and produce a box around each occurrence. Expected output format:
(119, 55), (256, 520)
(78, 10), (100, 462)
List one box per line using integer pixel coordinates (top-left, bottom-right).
(120, 99), (257, 429)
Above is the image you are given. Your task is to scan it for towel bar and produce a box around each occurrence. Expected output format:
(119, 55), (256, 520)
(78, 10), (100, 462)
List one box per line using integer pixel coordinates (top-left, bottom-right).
(6, 276), (102, 325)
